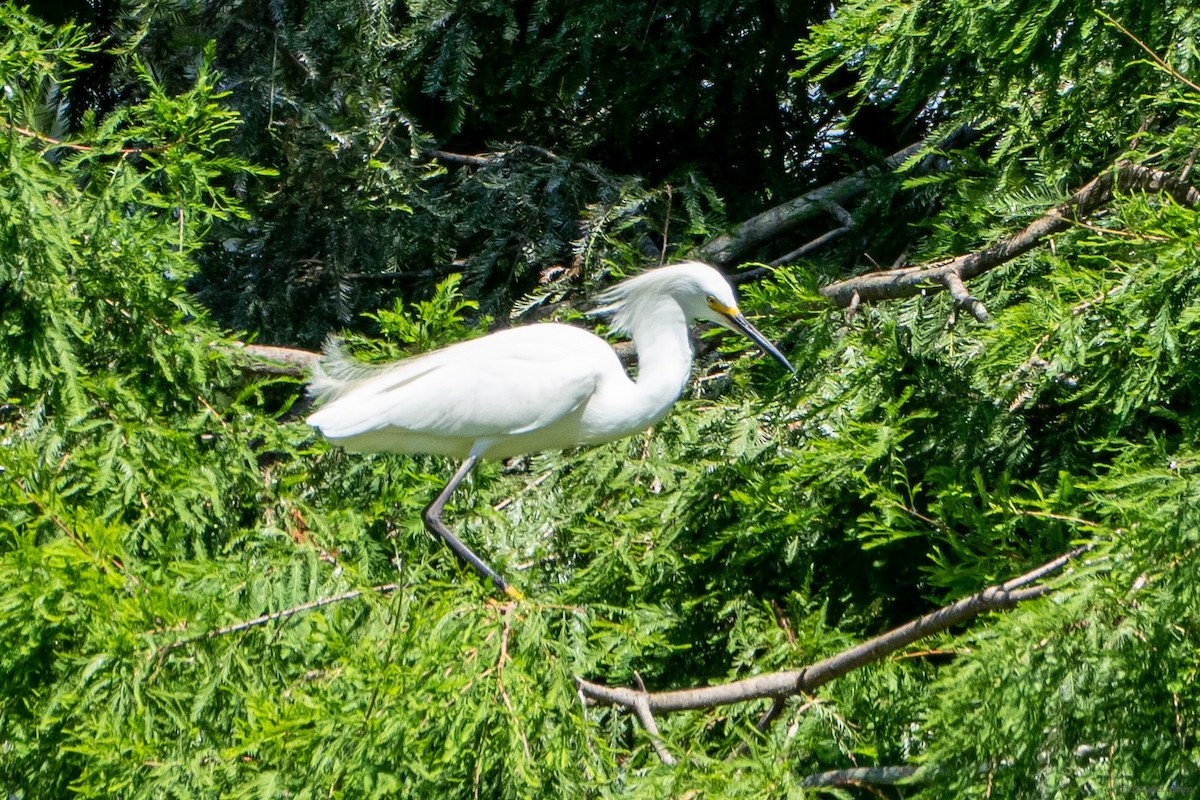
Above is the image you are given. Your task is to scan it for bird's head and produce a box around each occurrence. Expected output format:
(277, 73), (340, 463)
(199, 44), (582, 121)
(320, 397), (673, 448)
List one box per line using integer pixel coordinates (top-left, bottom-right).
(674, 262), (796, 374)
(593, 261), (794, 373)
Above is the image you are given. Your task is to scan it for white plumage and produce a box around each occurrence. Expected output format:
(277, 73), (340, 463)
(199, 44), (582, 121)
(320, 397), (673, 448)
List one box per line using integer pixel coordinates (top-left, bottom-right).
(307, 261), (792, 596)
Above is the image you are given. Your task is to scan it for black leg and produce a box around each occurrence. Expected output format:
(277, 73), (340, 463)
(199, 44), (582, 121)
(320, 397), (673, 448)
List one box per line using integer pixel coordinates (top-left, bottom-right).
(422, 455), (523, 599)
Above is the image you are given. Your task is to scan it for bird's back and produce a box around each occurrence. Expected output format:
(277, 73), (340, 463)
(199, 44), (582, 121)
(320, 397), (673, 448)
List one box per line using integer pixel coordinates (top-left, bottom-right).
(307, 324), (630, 459)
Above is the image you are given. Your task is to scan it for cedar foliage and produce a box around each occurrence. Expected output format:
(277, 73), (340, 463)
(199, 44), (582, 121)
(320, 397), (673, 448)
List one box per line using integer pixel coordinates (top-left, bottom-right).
(3, 2), (1200, 799)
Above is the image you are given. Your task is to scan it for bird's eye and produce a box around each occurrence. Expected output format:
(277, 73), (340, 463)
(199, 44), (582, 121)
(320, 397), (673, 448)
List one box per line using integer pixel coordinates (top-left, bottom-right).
(705, 295), (718, 308)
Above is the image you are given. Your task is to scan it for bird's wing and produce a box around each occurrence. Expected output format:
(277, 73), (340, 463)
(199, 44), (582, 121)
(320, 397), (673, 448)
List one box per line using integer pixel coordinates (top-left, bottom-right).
(307, 325), (617, 444)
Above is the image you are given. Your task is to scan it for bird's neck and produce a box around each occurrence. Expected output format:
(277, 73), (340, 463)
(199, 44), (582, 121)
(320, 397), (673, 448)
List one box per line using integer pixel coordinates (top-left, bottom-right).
(626, 298), (694, 419)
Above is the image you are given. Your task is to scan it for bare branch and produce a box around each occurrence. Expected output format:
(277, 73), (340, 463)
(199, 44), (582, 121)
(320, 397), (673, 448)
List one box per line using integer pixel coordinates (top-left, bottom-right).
(697, 141), (925, 267)
(632, 694), (677, 765)
(820, 162), (1200, 310)
(342, 263), (463, 283)
(423, 148), (492, 167)
(699, 126), (981, 267)
(801, 765), (919, 788)
(228, 342), (320, 377)
(576, 545), (1092, 715)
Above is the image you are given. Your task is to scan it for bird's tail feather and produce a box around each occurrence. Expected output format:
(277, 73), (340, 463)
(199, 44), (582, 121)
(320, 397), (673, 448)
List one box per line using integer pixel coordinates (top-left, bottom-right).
(307, 337), (402, 404)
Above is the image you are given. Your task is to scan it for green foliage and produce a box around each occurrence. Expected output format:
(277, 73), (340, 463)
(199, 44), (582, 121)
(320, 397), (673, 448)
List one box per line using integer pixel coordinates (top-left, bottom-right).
(360, 273), (491, 356)
(802, 0), (1193, 158)
(800, 0), (1200, 284)
(5, 2), (1200, 799)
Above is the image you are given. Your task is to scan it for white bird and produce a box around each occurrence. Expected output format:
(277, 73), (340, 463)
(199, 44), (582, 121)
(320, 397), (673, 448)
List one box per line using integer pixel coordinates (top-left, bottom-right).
(307, 261), (793, 597)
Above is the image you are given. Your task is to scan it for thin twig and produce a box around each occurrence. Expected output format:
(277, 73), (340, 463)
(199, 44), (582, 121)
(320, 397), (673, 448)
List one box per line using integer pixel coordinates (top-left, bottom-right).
(1068, 218), (1169, 241)
(1099, 12), (1200, 92)
(660, 184), (673, 266)
(158, 583), (405, 651)
(1008, 509), (1104, 529)
(3, 121), (148, 155)
(493, 471), (554, 512)
(16, 479), (130, 577)
(495, 603), (532, 759)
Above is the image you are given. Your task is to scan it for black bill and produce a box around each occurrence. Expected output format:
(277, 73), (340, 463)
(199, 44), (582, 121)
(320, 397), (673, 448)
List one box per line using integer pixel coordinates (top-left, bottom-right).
(726, 312), (795, 373)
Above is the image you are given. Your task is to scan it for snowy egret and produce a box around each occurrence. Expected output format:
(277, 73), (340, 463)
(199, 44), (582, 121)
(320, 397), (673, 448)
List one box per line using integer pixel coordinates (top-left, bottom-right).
(307, 261), (793, 597)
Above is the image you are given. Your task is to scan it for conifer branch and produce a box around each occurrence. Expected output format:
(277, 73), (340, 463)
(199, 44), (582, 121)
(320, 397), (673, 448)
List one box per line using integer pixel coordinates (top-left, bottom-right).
(819, 162), (1200, 311)
(575, 544), (1092, 724)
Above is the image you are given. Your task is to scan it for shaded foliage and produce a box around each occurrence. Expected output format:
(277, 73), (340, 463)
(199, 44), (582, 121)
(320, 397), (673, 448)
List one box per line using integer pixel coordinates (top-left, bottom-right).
(32, 0), (881, 344)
